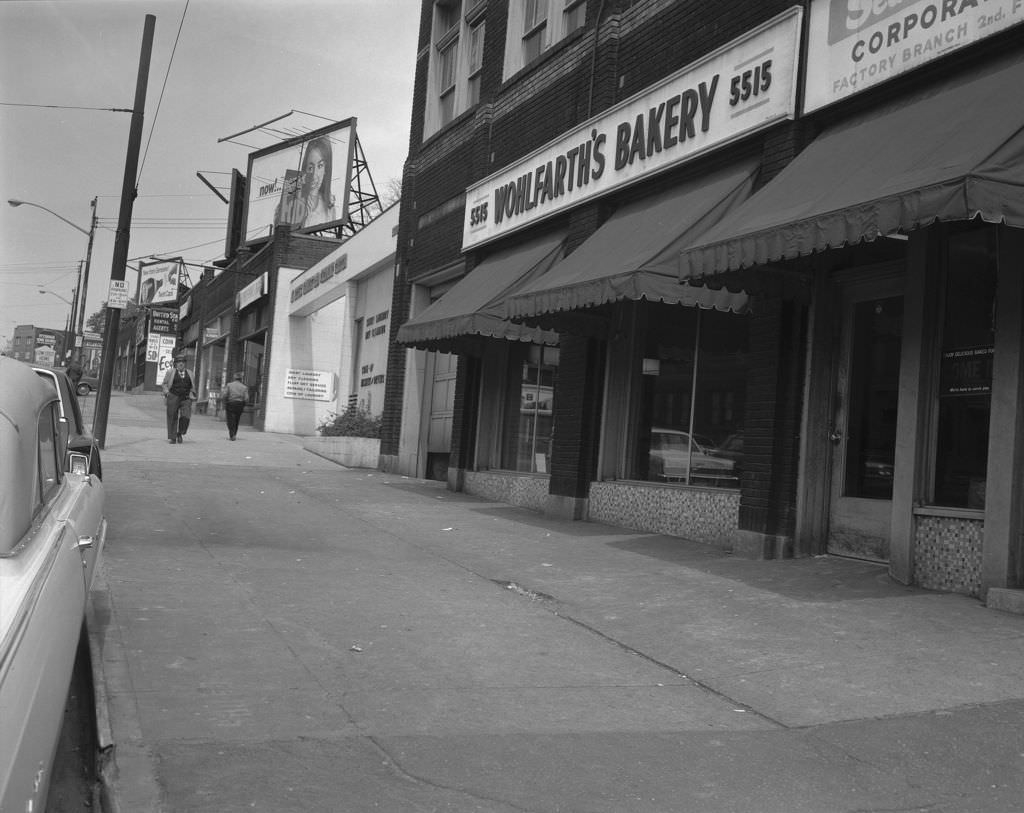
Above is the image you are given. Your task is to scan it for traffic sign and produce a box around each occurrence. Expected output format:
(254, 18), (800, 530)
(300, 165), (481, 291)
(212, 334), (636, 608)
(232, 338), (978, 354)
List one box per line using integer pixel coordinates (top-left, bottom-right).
(108, 279), (130, 309)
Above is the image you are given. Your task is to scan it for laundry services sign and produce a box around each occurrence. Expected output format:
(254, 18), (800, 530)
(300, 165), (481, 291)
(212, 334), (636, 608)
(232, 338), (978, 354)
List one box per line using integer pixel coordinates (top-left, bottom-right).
(804, 0), (1024, 112)
(462, 7), (802, 250)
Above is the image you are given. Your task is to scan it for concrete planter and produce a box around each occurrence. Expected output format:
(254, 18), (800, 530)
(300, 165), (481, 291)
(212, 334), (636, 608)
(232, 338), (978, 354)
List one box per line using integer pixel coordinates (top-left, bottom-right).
(303, 435), (380, 469)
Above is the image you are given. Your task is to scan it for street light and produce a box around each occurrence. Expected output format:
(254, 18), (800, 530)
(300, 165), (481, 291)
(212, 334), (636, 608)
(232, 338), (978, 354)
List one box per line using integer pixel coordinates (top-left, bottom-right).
(9, 197), (98, 360)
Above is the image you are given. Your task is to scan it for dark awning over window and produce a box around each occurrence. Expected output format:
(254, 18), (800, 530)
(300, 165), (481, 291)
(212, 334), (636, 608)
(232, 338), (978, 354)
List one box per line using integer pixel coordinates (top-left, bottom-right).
(680, 54), (1024, 280)
(505, 160), (758, 322)
(396, 230), (565, 352)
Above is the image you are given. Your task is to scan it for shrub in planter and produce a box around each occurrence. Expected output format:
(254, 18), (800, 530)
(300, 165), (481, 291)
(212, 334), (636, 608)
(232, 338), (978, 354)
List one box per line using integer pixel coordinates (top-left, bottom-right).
(317, 407), (381, 438)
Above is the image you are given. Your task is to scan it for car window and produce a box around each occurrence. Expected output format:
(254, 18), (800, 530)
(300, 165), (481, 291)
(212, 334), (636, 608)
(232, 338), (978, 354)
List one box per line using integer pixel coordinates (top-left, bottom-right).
(57, 373), (85, 433)
(37, 403), (62, 507)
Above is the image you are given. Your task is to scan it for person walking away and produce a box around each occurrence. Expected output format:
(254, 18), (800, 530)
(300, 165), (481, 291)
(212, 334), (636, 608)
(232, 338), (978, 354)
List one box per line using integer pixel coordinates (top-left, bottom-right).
(221, 372), (248, 441)
(162, 356), (195, 444)
(66, 358), (83, 388)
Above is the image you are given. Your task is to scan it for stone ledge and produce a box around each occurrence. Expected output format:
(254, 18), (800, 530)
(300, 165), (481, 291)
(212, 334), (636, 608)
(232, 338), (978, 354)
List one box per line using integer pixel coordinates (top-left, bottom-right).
(986, 588), (1024, 615)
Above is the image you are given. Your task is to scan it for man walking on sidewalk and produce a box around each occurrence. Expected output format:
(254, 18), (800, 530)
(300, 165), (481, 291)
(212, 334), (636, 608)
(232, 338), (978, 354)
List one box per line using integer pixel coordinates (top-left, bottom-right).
(162, 355), (195, 444)
(221, 371), (248, 441)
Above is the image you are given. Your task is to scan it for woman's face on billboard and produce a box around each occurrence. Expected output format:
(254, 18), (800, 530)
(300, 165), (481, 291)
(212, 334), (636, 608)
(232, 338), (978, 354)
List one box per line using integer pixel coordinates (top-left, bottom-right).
(304, 145), (326, 195)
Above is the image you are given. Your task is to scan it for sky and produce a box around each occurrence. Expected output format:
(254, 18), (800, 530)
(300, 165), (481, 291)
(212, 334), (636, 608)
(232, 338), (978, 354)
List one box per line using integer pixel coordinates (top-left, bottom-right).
(0, 0), (420, 347)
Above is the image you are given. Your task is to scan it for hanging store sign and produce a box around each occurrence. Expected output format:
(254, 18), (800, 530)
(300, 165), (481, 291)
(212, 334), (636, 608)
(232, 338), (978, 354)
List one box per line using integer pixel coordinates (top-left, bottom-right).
(462, 7), (801, 250)
(804, 0), (1024, 112)
(139, 259), (182, 305)
(283, 368), (337, 401)
(149, 307), (178, 335)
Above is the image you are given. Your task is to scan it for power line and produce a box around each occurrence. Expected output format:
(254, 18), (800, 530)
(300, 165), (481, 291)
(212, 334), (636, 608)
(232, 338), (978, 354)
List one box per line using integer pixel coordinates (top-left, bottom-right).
(137, 0), (190, 185)
(0, 101), (133, 113)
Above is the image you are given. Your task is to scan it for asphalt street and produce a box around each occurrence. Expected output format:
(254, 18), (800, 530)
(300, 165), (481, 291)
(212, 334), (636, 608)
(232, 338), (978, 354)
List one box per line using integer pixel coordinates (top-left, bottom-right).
(87, 391), (1024, 812)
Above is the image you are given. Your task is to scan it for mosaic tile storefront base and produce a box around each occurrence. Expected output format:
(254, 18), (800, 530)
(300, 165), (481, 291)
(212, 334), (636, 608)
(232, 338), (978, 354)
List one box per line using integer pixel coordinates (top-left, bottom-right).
(464, 471), (550, 513)
(914, 515), (983, 597)
(588, 481), (739, 544)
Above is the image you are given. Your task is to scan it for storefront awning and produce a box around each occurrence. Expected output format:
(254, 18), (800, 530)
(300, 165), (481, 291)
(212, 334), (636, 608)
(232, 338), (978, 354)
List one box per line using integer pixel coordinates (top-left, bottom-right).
(396, 230), (565, 352)
(505, 160), (758, 322)
(679, 55), (1024, 280)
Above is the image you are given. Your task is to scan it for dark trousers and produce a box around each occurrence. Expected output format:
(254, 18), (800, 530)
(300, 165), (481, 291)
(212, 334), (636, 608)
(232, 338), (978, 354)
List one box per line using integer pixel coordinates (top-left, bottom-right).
(225, 402), (245, 438)
(166, 394), (192, 439)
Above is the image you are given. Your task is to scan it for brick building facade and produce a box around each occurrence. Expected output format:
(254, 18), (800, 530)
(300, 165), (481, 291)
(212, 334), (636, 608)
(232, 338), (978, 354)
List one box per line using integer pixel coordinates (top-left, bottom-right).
(381, 0), (1024, 600)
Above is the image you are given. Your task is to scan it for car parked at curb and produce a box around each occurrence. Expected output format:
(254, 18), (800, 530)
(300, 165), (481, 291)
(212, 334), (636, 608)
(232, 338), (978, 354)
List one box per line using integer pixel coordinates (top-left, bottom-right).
(0, 357), (107, 813)
(33, 366), (102, 479)
(75, 373), (100, 397)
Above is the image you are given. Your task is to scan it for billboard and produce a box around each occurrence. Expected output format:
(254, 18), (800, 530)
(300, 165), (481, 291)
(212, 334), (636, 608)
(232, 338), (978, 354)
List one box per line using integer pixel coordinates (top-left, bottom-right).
(139, 259), (183, 305)
(243, 118), (356, 245)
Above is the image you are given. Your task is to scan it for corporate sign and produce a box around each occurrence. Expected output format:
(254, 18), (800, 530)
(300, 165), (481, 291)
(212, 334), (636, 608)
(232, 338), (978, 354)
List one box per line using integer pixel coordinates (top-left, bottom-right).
(462, 7), (801, 250)
(805, 0), (1024, 112)
(139, 259), (182, 305)
(243, 118), (356, 245)
(289, 252), (348, 315)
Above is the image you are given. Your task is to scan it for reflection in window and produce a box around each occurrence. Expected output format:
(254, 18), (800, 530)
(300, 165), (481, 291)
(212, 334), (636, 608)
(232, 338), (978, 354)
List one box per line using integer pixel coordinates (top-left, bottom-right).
(503, 0), (586, 79)
(523, 0), (548, 64)
(438, 38), (458, 126)
(501, 345), (558, 473)
(634, 305), (747, 487)
(467, 21), (485, 108)
(37, 405), (61, 504)
(934, 229), (997, 509)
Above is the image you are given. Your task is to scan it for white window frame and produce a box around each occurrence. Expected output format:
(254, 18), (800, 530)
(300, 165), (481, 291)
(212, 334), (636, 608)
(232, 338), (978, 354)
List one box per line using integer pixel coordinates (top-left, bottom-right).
(503, 0), (586, 81)
(425, 1), (487, 139)
(466, 19), (485, 108)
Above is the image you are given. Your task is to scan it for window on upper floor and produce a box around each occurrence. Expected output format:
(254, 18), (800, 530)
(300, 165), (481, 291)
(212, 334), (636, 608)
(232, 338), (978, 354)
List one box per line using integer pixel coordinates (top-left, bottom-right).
(425, 1), (488, 139)
(503, 0), (587, 80)
(467, 19), (485, 108)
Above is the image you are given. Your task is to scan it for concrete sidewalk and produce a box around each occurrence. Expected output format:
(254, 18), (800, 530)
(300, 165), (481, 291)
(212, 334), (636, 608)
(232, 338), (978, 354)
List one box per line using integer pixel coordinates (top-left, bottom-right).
(88, 391), (1024, 812)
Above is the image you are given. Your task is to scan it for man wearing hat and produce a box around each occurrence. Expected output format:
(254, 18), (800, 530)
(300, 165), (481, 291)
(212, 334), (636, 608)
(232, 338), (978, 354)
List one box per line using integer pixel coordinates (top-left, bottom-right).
(161, 354), (196, 444)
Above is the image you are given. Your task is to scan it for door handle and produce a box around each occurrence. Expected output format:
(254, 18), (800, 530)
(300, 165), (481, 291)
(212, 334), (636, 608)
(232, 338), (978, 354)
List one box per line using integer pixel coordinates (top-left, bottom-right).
(829, 427), (843, 443)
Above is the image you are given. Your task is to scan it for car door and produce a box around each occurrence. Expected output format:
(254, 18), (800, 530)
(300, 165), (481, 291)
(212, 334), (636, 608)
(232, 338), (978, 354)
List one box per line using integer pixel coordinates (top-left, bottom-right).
(0, 401), (89, 813)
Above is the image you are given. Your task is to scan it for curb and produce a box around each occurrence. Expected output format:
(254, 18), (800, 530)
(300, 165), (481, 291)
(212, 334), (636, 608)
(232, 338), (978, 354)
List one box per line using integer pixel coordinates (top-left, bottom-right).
(86, 570), (164, 813)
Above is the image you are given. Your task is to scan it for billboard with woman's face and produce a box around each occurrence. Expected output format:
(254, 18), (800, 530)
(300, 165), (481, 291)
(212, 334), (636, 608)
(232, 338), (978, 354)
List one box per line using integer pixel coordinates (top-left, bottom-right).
(243, 118), (356, 245)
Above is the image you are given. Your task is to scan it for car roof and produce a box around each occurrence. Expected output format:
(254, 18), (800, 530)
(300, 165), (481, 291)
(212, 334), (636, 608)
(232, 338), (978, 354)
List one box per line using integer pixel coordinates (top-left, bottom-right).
(0, 357), (62, 551)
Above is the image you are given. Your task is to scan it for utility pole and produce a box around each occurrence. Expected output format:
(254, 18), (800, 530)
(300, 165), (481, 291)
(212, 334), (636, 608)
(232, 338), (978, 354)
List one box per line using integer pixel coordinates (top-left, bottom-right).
(93, 13), (155, 448)
(70, 260), (83, 335)
(75, 196), (98, 363)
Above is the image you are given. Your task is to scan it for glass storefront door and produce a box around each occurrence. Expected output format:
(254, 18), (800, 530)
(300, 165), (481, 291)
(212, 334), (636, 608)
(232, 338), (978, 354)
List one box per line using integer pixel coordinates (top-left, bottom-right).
(828, 276), (904, 561)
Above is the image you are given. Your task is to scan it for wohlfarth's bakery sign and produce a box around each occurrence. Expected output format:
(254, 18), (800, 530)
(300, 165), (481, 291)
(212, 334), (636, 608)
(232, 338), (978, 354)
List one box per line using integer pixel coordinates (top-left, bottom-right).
(462, 7), (801, 250)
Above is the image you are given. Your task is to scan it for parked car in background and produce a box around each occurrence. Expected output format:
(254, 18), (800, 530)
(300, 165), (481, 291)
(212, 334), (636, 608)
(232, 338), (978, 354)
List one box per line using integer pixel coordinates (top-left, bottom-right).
(75, 373), (100, 397)
(33, 366), (102, 479)
(648, 427), (738, 485)
(0, 357), (107, 813)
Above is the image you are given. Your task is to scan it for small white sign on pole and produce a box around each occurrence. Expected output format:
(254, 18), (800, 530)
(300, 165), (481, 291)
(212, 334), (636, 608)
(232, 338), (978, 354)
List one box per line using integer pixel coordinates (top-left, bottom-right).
(108, 279), (130, 309)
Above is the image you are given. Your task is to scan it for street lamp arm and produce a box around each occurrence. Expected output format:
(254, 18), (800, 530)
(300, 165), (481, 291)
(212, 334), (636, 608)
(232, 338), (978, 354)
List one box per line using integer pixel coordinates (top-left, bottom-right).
(7, 198), (90, 237)
(38, 289), (73, 306)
